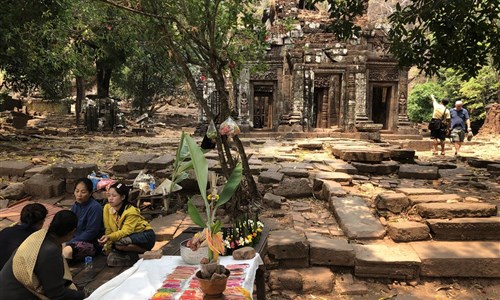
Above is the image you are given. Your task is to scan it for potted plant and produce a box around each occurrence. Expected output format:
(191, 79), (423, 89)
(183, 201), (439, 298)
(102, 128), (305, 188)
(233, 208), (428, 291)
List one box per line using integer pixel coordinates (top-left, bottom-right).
(184, 135), (243, 296)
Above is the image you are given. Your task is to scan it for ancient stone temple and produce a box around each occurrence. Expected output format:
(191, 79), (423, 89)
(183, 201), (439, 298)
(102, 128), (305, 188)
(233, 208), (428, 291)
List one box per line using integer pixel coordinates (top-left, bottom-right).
(235, 0), (414, 134)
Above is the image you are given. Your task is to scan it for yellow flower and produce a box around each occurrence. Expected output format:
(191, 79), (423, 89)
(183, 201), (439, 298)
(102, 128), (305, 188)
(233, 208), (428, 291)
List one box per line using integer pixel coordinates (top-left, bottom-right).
(207, 194), (220, 202)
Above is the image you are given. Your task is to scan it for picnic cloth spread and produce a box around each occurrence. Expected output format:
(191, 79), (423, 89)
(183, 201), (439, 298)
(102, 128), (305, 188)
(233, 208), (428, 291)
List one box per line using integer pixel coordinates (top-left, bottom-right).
(85, 254), (263, 300)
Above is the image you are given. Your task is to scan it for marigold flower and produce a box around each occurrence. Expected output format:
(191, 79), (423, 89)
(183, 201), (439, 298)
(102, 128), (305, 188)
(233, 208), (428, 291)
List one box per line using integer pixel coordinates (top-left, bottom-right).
(207, 194), (220, 202)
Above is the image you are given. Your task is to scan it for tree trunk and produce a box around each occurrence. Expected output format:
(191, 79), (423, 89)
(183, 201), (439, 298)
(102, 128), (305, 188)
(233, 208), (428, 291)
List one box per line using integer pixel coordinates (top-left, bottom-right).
(96, 62), (112, 98)
(75, 76), (85, 125)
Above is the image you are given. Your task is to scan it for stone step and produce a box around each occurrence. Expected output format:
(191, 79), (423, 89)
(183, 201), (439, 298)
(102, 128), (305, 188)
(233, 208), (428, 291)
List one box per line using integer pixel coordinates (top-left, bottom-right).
(427, 217), (500, 240)
(354, 244), (421, 280)
(380, 134), (423, 141)
(399, 164), (439, 180)
(396, 188), (443, 196)
(410, 241), (500, 277)
(408, 194), (462, 205)
(416, 203), (497, 219)
(329, 196), (386, 239)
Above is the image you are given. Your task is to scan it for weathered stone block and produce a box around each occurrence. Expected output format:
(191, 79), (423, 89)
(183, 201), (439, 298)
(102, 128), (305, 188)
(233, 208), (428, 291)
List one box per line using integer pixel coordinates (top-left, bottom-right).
(313, 172), (352, 189)
(327, 162), (358, 175)
(258, 171), (284, 184)
(320, 180), (346, 200)
(268, 230), (309, 260)
(146, 154), (174, 170)
(301, 267), (334, 293)
(396, 188), (444, 196)
(51, 163), (97, 179)
(387, 221), (430, 242)
(399, 164), (439, 180)
(0, 183), (25, 200)
(352, 161), (399, 175)
(416, 203), (497, 219)
(354, 244), (421, 280)
(279, 167), (309, 178)
(263, 193), (284, 209)
(125, 153), (157, 170)
(232, 247), (256, 260)
(23, 174), (65, 198)
(487, 164), (500, 172)
(375, 193), (409, 213)
(408, 194), (461, 205)
(24, 165), (51, 178)
(427, 217), (500, 240)
(330, 196), (386, 239)
(390, 149), (416, 161)
(269, 269), (302, 291)
(306, 232), (355, 266)
(0, 161), (33, 177)
(297, 141), (323, 150)
(410, 241), (500, 277)
(340, 150), (385, 163)
(273, 178), (311, 198)
(278, 258), (310, 269)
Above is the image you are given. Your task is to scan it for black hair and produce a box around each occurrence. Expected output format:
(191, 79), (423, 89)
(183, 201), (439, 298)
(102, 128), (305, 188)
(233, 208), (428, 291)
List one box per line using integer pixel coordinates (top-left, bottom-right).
(20, 203), (48, 228)
(48, 210), (78, 237)
(442, 98), (450, 106)
(108, 182), (131, 216)
(74, 178), (93, 194)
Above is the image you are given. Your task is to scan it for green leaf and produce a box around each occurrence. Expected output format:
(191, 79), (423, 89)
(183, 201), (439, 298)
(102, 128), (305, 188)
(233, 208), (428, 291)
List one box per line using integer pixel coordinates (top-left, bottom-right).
(215, 162), (243, 210)
(173, 172), (189, 184)
(184, 135), (208, 203)
(187, 198), (206, 228)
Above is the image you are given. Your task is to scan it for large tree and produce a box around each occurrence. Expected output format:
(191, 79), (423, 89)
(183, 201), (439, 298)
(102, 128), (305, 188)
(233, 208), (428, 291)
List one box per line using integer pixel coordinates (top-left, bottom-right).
(316, 0), (499, 78)
(99, 0), (267, 208)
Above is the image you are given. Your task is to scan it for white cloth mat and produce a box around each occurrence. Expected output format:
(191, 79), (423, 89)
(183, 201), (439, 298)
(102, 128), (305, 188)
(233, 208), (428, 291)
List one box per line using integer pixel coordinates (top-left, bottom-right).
(85, 254), (264, 300)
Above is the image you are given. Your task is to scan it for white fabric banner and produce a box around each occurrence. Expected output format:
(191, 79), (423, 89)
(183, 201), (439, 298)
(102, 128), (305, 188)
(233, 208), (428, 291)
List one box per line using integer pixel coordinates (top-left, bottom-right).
(86, 254), (264, 300)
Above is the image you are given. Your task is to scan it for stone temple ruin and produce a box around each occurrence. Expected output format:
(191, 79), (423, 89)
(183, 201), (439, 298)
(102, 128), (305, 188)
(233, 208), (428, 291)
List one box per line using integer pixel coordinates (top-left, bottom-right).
(200, 0), (416, 137)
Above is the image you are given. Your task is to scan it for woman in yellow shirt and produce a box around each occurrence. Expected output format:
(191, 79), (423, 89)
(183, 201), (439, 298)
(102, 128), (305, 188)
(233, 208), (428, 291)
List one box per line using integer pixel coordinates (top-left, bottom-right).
(98, 182), (155, 266)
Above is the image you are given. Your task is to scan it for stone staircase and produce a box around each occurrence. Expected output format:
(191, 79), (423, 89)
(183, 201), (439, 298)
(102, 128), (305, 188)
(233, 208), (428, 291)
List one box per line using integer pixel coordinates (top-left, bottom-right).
(261, 139), (500, 296)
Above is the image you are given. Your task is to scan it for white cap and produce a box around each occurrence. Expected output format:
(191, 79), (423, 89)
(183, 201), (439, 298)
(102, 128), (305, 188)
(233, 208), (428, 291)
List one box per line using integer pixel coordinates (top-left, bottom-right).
(455, 100), (463, 106)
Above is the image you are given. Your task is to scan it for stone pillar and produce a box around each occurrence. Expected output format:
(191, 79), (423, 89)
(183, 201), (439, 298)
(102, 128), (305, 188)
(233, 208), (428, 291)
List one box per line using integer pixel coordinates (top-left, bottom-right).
(237, 68), (251, 132)
(303, 68), (313, 130)
(290, 64), (305, 131)
(397, 68), (418, 134)
(354, 71), (382, 132)
(346, 73), (357, 131)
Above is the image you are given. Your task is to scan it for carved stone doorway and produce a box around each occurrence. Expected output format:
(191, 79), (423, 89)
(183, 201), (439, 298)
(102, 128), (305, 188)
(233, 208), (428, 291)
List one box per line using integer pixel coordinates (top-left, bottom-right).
(253, 86), (273, 129)
(369, 84), (394, 129)
(312, 74), (341, 128)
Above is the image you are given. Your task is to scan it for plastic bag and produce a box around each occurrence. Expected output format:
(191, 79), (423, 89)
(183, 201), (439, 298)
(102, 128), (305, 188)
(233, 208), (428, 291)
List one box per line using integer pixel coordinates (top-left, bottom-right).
(206, 120), (217, 140)
(219, 116), (240, 137)
(88, 171), (111, 191)
(132, 171), (156, 194)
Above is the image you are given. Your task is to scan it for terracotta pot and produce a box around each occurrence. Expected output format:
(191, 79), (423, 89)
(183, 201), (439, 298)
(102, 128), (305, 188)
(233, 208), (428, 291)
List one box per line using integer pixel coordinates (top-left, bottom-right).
(195, 269), (231, 297)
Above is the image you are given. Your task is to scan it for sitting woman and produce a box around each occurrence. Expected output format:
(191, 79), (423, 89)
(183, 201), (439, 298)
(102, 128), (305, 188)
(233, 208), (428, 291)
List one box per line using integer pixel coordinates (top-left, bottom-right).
(63, 178), (103, 261)
(0, 203), (48, 270)
(0, 210), (84, 300)
(98, 182), (155, 266)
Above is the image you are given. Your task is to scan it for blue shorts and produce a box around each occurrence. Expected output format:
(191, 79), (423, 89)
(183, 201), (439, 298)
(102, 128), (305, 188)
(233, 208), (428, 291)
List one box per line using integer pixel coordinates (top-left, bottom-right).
(128, 229), (156, 250)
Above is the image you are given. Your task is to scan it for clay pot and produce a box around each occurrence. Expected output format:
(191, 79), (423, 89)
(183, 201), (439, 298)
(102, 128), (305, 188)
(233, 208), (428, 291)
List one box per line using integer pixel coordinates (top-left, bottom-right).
(195, 269), (231, 297)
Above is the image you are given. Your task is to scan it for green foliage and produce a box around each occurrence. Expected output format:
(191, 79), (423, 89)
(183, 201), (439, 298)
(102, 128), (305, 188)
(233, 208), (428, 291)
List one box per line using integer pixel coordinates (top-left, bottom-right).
(388, 0), (499, 78)
(183, 133), (242, 228)
(438, 66), (499, 121)
(0, 0), (76, 98)
(311, 0), (367, 39)
(409, 66), (499, 123)
(408, 82), (445, 123)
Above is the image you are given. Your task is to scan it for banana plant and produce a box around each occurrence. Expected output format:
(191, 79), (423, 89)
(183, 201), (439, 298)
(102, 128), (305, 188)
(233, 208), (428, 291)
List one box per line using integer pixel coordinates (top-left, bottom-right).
(184, 134), (243, 261)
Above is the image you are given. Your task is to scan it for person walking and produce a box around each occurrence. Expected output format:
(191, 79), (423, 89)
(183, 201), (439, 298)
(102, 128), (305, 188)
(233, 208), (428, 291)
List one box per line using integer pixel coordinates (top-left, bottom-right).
(449, 100), (472, 156)
(430, 94), (450, 155)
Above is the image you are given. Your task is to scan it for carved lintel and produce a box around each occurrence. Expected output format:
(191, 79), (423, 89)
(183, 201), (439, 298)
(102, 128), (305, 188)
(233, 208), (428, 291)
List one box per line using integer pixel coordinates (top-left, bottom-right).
(314, 76), (330, 88)
(369, 68), (399, 82)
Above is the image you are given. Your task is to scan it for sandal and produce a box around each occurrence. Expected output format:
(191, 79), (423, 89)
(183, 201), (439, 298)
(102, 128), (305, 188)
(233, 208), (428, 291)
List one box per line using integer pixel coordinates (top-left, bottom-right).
(432, 151), (438, 156)
(440, 152), (445, 155)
